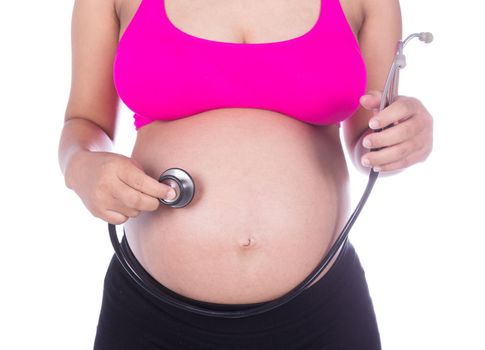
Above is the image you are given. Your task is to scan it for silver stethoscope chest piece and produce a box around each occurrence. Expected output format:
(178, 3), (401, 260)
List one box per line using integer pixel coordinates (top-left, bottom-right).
(158, 168), (195, 208)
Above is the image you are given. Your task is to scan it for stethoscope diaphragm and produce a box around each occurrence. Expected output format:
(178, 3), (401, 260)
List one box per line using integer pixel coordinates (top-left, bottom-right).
(158, 167), (195, 208)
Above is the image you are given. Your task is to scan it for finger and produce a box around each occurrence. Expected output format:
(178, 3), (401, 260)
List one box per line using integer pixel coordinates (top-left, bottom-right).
(370, 96), (419, 130)
(112, 182), (160, 212)
(118, 165), (174, 200)
(106, 198), (142, 218)
(362, 139), (416, 168)
(372, 148), (427, 172)
(359, 90), (383, 111)
(104, 210), (129, 225)
(362, 117), (422, 150)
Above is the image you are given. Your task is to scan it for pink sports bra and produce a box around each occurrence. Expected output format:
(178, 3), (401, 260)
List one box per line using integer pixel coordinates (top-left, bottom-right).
(113, 0), (367, 130)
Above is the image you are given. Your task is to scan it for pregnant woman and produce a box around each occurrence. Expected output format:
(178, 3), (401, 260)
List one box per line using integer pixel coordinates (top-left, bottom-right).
(58, 0), (433, 348)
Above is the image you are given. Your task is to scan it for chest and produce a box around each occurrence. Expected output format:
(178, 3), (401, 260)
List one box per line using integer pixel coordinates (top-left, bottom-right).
(117, 0), (363, 44)
(113, 0), (367, 128)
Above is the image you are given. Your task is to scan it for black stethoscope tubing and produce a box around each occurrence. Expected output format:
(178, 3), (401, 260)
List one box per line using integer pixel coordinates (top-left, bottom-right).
(108, 168), (378, 318)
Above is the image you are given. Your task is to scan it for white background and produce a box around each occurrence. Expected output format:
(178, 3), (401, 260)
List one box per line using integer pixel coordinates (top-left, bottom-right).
(0, 0), (483, 349)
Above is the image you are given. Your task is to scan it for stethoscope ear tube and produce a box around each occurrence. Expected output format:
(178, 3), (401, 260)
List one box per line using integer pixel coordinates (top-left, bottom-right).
(107, 32), (432, 318)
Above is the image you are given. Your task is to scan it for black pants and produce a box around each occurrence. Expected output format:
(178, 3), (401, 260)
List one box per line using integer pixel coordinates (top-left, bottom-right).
(94, 239), (381, 349)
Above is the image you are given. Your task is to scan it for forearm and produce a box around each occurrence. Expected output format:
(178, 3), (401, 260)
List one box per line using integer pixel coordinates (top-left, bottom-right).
(58, 117), (114, 182)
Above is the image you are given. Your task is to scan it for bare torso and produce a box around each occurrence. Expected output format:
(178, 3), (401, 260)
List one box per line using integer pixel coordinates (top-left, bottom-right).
(117, 0), (364, 304)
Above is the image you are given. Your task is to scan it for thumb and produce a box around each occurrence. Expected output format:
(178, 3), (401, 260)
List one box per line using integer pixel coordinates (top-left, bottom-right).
(359, 90), (383, 111)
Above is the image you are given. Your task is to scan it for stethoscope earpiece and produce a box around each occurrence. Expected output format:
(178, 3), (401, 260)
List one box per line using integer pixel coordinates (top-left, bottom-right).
(158, 168), (195, 208)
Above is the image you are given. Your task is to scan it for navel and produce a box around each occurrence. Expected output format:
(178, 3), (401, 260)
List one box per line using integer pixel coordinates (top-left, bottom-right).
(238, 236), (255, 248)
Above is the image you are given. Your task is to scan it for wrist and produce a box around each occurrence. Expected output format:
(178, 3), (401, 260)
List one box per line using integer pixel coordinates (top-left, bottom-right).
(63, 149), (91, 190)
(58, 117), (113, 182)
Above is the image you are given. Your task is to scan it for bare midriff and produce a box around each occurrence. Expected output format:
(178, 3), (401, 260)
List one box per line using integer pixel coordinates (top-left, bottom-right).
(123, 108), (351, 304)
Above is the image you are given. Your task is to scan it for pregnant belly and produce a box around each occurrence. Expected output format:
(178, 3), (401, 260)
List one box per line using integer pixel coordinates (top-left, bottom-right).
(123, 108), (351, 304)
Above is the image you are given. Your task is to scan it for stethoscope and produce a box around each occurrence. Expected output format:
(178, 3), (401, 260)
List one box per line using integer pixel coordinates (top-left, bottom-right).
(108, 32), (433, 318)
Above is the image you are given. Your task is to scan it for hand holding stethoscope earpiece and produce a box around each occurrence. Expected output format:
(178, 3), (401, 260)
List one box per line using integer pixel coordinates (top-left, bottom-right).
(359, 32), (434, 173)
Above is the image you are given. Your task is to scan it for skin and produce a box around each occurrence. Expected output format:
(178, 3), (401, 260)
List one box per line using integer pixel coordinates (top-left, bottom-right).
(59, 0), (433, 303)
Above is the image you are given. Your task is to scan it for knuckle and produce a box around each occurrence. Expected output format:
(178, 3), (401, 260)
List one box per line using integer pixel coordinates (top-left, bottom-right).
(379, 164), (390, 172)
(101, 157), (118, 174)
(109, 213), (128, 225)
(113, 217), (128, 225)
(125, 168), (151, 194)
(401, 156), (410, 168)
(410, 123), (419, 138)
(147, 198), (160, 211)
(415, 121), (425, 137)
(421, 145), (432, 162)
(388, 163), (399, 172)
(417, 139), (426, 153)
(128, 210), (141, 218)
(133, 175), (145, 190)
(418, 136), (429, 152)
(408, 96), (419, 109)
(398, 145), (408, 158)
(414, 97), (424, 110)
(90, 207), (105, 220)
(127, 192), (143, 208)
(402, 125), (412, 139)
(90, 209), (101, 220)
(403, 98), (414, 114)
(425, 113), (434, 130)
(94, 183), (109, 202)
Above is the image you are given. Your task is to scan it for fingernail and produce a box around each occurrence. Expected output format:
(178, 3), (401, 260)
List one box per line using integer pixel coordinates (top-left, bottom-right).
(362, 158), (371, 167)
(373, 166), (381, 172)
(363, 138), (372, 148)
(165, 189), (177, 200)
(369, 119), (379, 129)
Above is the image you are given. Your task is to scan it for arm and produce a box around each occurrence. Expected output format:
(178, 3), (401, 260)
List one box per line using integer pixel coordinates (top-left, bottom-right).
(344, 0), (433, 176)
(342, 0), (402, 175)
(59, 0), (120, 178)
(58, 0), (175, 224)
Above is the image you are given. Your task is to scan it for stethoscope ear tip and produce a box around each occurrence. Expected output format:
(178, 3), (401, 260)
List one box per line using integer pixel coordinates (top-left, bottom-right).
(419, 32), (433, 44)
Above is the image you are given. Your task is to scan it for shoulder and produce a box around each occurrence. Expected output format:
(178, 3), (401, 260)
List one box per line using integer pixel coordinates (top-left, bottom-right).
(342, 0), (401, 42)
(114, 0), (123, 19)
(356, 0), (402, 68)
(356, 0), (402, 67)
(359, 0), (401, 13)
(359, 0), (402, 31)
